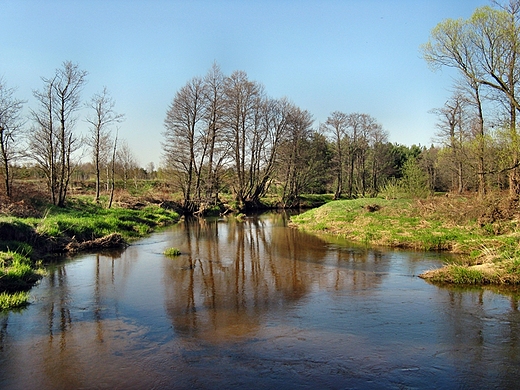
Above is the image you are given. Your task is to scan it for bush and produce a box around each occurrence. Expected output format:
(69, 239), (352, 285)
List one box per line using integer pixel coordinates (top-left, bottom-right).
(380, 158), (431, 199)
(450, 265), (485, 284)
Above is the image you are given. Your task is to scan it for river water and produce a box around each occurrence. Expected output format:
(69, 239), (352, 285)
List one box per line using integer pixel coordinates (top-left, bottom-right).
(1, 212), (520, 389)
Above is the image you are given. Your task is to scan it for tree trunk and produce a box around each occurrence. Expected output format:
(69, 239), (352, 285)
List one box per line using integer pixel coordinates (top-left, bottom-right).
(0, 129), (10, 198)
(457, 161), (463, 194)
(108, 136), (117, 209)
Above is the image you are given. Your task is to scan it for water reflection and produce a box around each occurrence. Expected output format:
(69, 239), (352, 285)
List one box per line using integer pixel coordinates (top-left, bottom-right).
(0, 212), (519, 389)
(162, 214), (391, 341)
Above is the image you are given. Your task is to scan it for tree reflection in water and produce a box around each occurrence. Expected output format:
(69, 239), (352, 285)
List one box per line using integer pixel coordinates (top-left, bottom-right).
(162, 213), (388, 341)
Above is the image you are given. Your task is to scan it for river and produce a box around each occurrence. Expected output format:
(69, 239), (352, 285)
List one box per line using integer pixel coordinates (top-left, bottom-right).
(1, 212), (520, 389)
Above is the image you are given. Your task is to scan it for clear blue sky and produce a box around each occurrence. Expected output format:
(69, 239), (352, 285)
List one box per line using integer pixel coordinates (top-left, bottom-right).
(1, 0), (487, 168)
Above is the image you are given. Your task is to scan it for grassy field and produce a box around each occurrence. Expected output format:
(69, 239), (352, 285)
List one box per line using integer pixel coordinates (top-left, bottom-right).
(290, 195), (520, 285)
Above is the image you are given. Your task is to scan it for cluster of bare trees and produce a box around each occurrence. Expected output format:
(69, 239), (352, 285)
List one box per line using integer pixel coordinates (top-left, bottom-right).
(0, 61), (138, 206)
(163, 64), (328, 210)
(163, 64), (407, 210)
(423, 0), (520, 198)
(321, 111), (390, 199)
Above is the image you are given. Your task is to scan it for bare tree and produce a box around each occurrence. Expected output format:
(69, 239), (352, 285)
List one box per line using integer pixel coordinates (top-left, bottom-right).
(344, 113), (368, 198)
(108, 130), (118, 209)
(163, 76), (206, 209)
(202, 63), (227, 204)
(29, 61), (87, 206)
(431, 92), (471, 193)
(277, 106), (314, 206)
(0, 78), (25, 198)
(86, 87), (124, 202)
(116, 139), (139, 189)
(322, 111), (348, 199)
(222, 70), (265, 208)
(462, 79), (487, 196)
(367, 123), (390, 195)
(247, 97), (290, 204)
(353, 114), (382, 197)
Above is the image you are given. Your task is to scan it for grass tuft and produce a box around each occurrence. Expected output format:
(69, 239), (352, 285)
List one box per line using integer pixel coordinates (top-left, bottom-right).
(164, 247), (181, 257)
(0, 291), (30, 310)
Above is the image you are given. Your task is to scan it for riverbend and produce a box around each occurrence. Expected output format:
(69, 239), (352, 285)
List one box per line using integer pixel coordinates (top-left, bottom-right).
(1, 212), (519, 389)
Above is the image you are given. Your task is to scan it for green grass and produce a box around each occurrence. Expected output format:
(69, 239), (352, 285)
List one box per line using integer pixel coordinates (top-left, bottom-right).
(290, 198), (475, 251)
(0, 240), (33, 257)
(0, 250), (45, 292)
(26, 199), (179, 242)
(163, 247), (181, 257)
(0, 198), (180, 250)
(0, 291), (30, 310)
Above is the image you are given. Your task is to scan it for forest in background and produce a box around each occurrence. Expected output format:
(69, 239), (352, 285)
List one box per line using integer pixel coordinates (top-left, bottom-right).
(3, 1), (520, 213)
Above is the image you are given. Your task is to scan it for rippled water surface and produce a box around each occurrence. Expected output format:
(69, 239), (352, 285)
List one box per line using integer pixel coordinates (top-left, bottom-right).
(1, 212), (520, 389)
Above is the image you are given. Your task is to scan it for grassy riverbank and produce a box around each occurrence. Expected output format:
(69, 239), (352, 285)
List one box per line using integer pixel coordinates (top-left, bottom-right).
(0, 197), (180, 309)
(290, 195), (520, 285)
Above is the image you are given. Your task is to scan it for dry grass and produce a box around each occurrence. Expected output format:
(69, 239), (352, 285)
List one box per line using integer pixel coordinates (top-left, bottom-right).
(415, 192), (520, 231)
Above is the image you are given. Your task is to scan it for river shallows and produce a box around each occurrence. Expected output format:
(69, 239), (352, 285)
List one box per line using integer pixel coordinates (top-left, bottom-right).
(1, 212), (519, 389)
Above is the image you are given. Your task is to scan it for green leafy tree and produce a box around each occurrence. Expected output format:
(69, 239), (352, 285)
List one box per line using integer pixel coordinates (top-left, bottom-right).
(423, 1), (520, 198)
(401, 157), (431, 198)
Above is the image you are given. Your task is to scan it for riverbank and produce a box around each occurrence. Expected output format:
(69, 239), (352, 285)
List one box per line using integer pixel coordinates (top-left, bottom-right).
(0, 197), (180, 309)
(290, 195), (520, 285)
